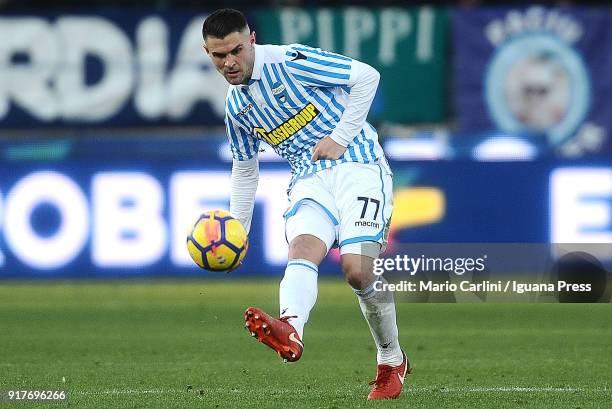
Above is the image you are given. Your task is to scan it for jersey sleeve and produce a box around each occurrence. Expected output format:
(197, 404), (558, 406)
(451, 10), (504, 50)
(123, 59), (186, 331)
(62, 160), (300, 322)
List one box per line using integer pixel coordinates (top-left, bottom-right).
(225, 93), (260, 161)
(283, 44), (354, 88)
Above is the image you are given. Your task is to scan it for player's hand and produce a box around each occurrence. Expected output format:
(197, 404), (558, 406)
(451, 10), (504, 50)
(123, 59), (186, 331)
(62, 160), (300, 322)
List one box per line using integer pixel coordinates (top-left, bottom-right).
(311, 136), (346, 162)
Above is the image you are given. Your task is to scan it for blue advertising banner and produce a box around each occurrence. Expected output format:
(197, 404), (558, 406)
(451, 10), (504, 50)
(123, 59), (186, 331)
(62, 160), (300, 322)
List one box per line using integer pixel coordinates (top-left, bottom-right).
(0, 11), (231, 127)
(0, 160), (292, 278)
(0, 137), (610, 279)
(452, 6), (612, 158)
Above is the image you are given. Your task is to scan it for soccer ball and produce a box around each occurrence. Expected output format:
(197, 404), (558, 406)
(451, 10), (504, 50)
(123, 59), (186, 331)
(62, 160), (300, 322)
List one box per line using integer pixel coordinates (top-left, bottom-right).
(186, 210), (248, 272)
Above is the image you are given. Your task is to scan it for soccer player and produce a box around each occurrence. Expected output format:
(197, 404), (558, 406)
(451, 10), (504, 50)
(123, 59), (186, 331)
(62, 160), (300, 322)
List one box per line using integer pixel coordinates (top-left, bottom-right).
(202, 9), (411, 400)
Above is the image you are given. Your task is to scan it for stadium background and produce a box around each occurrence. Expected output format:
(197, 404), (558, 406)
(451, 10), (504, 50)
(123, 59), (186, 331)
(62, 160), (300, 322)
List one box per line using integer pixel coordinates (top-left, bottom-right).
(1, 2), (610, 278)
(0, 1), (610, 408)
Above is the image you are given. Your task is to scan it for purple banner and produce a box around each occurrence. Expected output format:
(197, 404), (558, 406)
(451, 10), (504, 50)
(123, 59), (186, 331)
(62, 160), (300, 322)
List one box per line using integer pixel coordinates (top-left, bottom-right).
(452, 6), (612, 157)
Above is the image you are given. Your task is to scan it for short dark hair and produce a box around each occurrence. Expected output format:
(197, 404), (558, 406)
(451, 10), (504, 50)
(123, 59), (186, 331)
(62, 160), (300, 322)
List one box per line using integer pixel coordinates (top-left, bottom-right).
(202, 9), (248, 41)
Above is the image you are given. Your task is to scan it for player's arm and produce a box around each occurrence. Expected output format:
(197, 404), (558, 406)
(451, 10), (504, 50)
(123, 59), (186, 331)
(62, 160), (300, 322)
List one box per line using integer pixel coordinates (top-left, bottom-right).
(311, 59), (380, 160)
(225, 104), (260, 234)
(324, 59), (380, 148)
(230, 157), (258, 234)
(285, 46), (380, 160)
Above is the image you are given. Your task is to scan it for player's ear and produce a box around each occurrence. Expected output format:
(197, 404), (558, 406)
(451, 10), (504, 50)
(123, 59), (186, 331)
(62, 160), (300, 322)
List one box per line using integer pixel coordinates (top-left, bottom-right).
(250, 31), (256, 45)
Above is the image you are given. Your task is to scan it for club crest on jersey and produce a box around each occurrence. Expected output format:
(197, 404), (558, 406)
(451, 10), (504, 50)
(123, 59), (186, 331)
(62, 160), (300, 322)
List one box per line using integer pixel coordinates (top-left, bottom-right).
(271, 81), (288, 103)
(253, 103), (319, 146)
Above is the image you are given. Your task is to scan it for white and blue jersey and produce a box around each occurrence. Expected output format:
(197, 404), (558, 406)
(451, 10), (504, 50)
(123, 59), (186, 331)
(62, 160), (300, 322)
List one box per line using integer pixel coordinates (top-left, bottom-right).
(225, 43), (385, 182)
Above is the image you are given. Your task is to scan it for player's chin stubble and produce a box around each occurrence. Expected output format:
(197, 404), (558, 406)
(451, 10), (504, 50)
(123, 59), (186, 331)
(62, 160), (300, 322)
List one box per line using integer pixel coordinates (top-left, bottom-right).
(219, 69), (240, 85)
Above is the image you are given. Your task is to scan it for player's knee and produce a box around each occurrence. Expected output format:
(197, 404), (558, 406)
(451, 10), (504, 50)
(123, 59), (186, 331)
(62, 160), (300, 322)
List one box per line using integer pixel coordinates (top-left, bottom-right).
(342, 257), (373, 290)
(288, 234), (326, 265)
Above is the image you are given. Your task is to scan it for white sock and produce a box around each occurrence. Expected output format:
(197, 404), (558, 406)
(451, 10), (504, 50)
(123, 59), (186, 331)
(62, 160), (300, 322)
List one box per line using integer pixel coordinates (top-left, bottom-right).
(354, 276), (403, 366)
(279, 259), (318, 339)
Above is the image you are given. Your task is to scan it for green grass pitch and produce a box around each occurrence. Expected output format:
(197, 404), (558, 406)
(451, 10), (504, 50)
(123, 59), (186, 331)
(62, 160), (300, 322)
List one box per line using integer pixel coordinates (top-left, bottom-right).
(0, 280), (610, 408)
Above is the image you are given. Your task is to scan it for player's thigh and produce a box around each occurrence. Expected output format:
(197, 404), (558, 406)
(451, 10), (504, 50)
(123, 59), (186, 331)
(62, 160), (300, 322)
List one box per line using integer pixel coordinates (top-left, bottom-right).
(285, 202), (337, 265)
(285, 204), (336, 264)
(284, 171), (339, 228)
(334, 161), (393, 254)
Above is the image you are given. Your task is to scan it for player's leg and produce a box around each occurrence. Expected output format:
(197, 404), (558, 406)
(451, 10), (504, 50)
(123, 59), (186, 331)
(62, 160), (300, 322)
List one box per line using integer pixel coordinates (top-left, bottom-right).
(335, 160), (410, 399)
(336, 161), (400, 366)
(280, 202), (334, 338)
(246, 174), (337, 362)
(278, 233), (325, 338)
(341, 249), (410, 400)
(341, 250), (403, 367)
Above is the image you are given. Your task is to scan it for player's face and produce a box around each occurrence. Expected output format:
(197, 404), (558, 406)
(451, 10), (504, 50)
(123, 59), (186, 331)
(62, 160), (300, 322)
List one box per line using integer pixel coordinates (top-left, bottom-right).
(204, 29), (256, 86)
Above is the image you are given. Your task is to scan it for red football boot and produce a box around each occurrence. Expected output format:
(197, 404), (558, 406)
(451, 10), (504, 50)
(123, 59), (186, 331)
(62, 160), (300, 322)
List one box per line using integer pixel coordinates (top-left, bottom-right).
(367, 351), (412, 400)
(244, 307), (303, 363)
